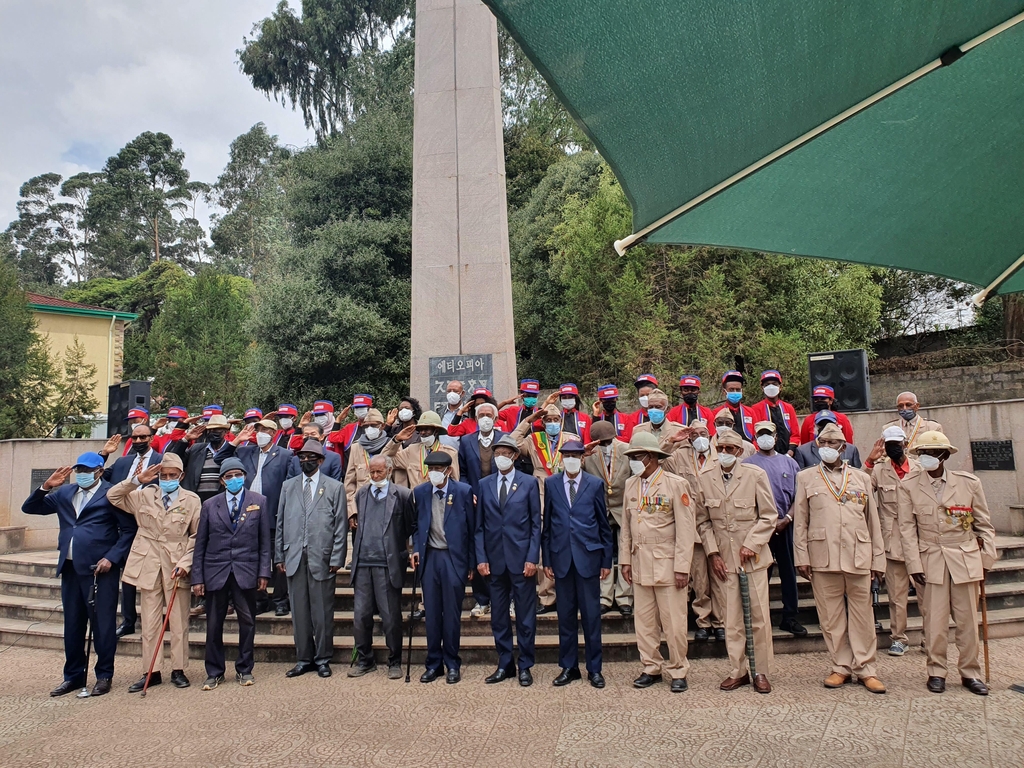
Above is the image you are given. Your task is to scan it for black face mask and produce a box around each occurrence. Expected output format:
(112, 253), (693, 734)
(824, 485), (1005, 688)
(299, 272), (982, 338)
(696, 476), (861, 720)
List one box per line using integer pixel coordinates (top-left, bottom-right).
(812, 400), (830, 412)
(300, 459), (321, 476)
(682, 393), (699, 405)
(207, 432), (226, 447)
(884, 443), (905, 463)
(131, 440), (150, 454)
(602, 399), (617, 413)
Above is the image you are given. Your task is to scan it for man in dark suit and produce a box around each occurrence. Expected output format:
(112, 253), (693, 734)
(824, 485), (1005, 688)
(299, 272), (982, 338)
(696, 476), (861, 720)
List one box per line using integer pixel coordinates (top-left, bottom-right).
(191, 458), (271, 690)
(542, 439), (613, 688)
(22, 452), (137, 697)
(349, 455), (416, 679)
(102, 423), (162, 639)
(219, 419), (294, 615)
(410, 452), (475, 684)
(476, 435), (541, 686)
(794, 411), (862, 470)
(287, 422), (343, 481)
(168, 414), (235, 502)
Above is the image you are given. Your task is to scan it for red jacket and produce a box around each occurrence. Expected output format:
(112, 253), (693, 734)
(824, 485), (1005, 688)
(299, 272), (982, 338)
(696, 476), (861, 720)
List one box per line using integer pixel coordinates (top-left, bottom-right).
(288, 431), (344, 456)
(799, 411), (854, 444)
(560, 409), (591, 443)
(447, 417), (478, 437)
(749, 399), (802, 446)
(711, 404), (758, 441)
(497, 405), (537, 433)
(594, 410), (632, 440)
(666, 404), (717, 436)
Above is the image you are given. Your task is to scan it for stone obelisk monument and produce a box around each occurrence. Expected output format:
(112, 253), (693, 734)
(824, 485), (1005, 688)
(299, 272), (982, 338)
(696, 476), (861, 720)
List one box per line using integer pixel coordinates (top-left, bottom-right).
(410, 0), (517, 411)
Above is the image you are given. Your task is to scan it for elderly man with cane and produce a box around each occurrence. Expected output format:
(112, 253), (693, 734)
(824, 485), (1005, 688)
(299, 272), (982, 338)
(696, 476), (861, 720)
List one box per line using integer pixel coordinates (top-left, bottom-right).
(22, 453), (137, 697)
(107, 454), (201, 692)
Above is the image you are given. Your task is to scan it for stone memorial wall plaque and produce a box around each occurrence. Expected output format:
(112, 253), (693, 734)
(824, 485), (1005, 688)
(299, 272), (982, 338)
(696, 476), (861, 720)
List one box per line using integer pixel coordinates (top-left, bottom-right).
(970, 440), (1015, 471)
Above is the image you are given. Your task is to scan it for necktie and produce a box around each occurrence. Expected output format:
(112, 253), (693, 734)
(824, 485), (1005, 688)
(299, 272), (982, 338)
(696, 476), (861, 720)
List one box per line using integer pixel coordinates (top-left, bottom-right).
(230, 497), (239, 529)
(133, 458), (144, 478)
(436, 489), (444, 501)
(304, 478), (313, 511)
(569, 478), (577, 505)
(499, 476), (508, 509)
(374, 488), (381, 502)
(163, 494), (171, 510)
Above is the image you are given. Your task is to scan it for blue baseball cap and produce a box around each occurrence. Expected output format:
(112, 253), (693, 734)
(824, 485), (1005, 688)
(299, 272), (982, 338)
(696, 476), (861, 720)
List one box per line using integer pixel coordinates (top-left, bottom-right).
(560, 440), (586, 453)
(74, 452), (105, 469)
(814, 410), (838, 424)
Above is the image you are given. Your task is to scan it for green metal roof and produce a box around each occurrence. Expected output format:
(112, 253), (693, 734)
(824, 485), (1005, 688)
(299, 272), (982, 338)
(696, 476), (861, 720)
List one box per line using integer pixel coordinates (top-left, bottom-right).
(484, 1), (1024, 300)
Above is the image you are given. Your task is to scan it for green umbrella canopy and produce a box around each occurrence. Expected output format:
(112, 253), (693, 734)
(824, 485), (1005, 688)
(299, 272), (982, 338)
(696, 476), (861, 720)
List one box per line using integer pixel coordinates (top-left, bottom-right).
(483, 1), (1024, 301)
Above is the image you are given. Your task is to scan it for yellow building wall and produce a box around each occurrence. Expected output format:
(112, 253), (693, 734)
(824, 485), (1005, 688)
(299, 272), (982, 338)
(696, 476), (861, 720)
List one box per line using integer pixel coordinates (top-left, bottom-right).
(32, 312), (120, 413)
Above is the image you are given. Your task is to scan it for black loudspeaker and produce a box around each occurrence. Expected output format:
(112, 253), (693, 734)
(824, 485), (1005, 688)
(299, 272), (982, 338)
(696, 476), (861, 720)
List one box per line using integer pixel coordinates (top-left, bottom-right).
(107, 380), (151, 437)
(807, 349), (871, 412)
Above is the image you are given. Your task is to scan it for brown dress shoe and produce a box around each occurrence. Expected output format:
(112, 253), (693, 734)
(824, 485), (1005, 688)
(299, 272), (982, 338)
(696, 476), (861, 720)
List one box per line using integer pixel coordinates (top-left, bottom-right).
(859, 676), (886, 694)
(720, 673), (751, 691)
(823, 672), (851, 688)
(752, 674), (771, 694)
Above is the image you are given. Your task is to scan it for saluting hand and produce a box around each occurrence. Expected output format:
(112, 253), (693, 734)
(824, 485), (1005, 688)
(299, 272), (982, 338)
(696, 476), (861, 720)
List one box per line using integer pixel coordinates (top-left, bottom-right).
(867, 438), (885, 464)
(338, 405), (352, 421)
(299, 411), (313, 428)
(42, 466), (74, 490)
(386, 408), (398, 426)
(184, 423), (206, 442)
(395, 424), (417, 442)
(99, 433), (122, 457)
(591, 401), (602, 418)
(137, 462), (162, 485)
(543, 392), (558, 407)
(497, 396), (518, 409)
(233, 424), (255, 446)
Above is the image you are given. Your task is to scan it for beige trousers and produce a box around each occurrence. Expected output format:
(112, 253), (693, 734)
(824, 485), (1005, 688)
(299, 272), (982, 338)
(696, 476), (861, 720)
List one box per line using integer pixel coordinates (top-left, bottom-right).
(689, 543), (725, 629)
(723, 568), (773, 679)
(923, 565), (982, 680)
(810, 571), (877, 679)
(633, 582), (689, 679)
(885, 558), (910, 644)
(600, 563), (633, 608)
(139, 580), (191, 672)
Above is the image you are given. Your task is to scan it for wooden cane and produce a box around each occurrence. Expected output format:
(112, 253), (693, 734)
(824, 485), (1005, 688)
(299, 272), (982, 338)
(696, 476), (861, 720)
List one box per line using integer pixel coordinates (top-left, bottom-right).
(979, 578), (990, 684)
(142, 578), (180, 698)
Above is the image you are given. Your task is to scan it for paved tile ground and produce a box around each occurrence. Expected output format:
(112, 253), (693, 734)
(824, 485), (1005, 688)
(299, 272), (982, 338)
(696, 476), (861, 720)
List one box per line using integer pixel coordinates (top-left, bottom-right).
(2, 638), (1024, 767)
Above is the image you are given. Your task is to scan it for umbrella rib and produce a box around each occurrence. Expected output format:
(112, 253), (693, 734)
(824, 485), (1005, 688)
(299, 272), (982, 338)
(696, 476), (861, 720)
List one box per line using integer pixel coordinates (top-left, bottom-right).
(972, 252), (1024, 306)
(614, 10), (1024, 257)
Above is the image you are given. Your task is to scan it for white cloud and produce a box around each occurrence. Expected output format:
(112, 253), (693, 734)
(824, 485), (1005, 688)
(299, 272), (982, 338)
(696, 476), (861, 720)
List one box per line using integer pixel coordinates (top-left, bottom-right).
(0, 0), (313, 226)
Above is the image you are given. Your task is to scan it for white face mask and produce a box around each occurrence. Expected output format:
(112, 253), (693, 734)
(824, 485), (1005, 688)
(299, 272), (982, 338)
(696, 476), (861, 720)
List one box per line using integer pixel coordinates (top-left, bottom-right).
(763, 384), (781, 399)
(629, 459), (647, 476)
(428, 470), (447, 487)
(477, 416), (494, 433)
(692, 436), (711, 454)
(638, 395), (649, 409)
(279, 418), (293, 430)
(600, 444), (612, 458)
(560, 397), (576, 410)
(562, 456), (582, 474)
(818, 446), (841, 464)
(363, 426), (381, 440)
(398, 408), (413, 422)
(718, 452), (737, 469)
(370, 478), (388, 489)
(353, 407), (368, 420)
(446, 391), (462, 406)
(256, 432), (272, 448)
(756, 434), (776, 451)
(314, 415), (329, 427)
(917, 454), (941, 471)
(494, 455), (514, 472)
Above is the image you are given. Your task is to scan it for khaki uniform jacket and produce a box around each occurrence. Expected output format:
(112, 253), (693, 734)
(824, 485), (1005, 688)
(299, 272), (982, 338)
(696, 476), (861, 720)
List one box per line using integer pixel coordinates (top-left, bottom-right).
(583, 438), (631, 526)
(632, 420), (685, 450)
(664, 443), (718, 490)
(897, 468), (997, 584)
(108, 479), (201, 591)
(512, 419), (569, 481)
(383, 438), (460, 489)
(693, 463), (777, 574)
(882, 416), (943, 447)
(870, 457), (918, 562)
(712, 433), (756, 458)
(793, 464), (885, 575)
(620, 470), (695, 586)
(344, 441), (377, 519)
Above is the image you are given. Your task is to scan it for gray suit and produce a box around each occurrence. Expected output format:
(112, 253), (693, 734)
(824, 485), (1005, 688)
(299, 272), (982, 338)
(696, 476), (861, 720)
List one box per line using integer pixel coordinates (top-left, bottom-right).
(275, 472), (348, 666)
(351, 482), (416, 667)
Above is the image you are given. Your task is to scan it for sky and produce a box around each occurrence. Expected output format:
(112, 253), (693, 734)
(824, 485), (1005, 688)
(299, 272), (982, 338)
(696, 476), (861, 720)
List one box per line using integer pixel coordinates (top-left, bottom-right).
(0, 0), (313, 228)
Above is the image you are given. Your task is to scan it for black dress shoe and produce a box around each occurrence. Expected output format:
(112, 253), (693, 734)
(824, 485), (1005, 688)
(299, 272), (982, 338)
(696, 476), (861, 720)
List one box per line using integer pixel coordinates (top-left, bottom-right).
(552, 667), (582, 686)
(115, 622), (136, 638)
(420, 668), (441, 683)
(91, 678), (112, 696)
(670, 678), (688, 693)
(633, 672), (662, 689)
(446, 669), (461, 684)
(129, 672), (161, 693)
(274, 605), (289, 617)
(171, 670), (190, 688)
(927, 676), (946, 693)
(518, 668), (533, 687)
(694, 627), (710, 642)
(588, 672), (606, 689)
(317, 664), (332, 678)
(50, 679), (85, 697)
(962, 677), (989, 695)
(600, 605), (612, 614)
(618, 605), (633, 617)
(779, 618), (808, 637)
(410, 609), (425, 621)
(537, 602), (557, 615)
(714, 627), (726, 642)
(285, 663), (313, 678)
(485, 666), (516, 684)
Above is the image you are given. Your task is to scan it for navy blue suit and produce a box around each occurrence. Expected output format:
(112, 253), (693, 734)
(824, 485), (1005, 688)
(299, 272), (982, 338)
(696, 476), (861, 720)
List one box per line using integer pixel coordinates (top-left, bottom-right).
(413, 479), (475, 673)
(542, 471), (613, 675)
(458, 430), (506, 609)
(475, 469), (541, 670)
(287, 450), (342, 482)
(22, 481), (137, 683)
(102, 449), (160, 630)
(193, 489), (272, 678)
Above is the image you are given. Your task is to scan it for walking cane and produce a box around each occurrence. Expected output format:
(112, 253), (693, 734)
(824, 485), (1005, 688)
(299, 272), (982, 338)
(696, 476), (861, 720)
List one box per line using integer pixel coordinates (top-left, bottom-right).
(78, 566), (100, 698)
(405, 563), (421, 683)
(142, 577), (180, 698)
(979, 578), (991, 684)
(738, 567), (757, 678)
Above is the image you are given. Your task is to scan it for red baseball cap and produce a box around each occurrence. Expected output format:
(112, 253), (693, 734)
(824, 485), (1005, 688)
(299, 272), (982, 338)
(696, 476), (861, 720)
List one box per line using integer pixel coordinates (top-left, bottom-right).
(721, 370), (745, 385)
(760, 370), (783, 384)
(519, 379), (540, 394)
(812, 385), (835, 399)
(558, 384), (579, 396)
(634, 374), (658, 388)
(244, 408), (263, 420)
(276, 403), (299, 417)
(312, 400), (334, 414)
(166, 406), (188, 420)
(351, 394), (373, 408)
(679, 375), (702, 388)
(202, 405), (223, 419)
(125, 408), (149, 421)
(471, 387), (493, 399)
(597, 384), (619, 400)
